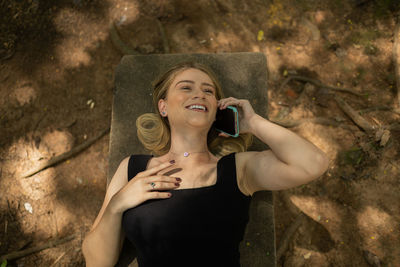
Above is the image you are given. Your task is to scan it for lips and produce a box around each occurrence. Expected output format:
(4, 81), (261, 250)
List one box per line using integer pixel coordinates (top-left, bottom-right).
(187, 108), (207, 112)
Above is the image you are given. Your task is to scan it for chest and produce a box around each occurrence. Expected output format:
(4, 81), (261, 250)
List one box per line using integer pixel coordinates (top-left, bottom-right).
(148, 160), (219, 190)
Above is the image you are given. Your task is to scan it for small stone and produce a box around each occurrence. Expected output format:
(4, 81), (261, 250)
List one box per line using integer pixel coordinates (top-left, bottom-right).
(24, 203), (33, 214)
(363, 250), (381, 267)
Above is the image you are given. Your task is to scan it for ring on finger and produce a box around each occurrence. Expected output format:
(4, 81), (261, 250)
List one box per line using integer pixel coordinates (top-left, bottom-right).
(150, 182), (156, 189)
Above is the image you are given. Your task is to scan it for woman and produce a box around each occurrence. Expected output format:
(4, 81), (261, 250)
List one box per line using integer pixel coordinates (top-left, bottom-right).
(82, 62), (329, 267)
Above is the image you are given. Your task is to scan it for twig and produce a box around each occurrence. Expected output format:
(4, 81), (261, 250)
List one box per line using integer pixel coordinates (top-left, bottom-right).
(109, 22), (140, 55)
(358, 106), (400, 116)
(22, 127), (110, 178)
(0, 235), (75, 261)
(156, 19), (170, 53)
(394, 14), (400, 108)
(49, 246), (74, 267)
(281, 75), (367, 96)
(276, 212), (307, 261)
(334, 95), (376, 132)
(388, 122), (400, 131)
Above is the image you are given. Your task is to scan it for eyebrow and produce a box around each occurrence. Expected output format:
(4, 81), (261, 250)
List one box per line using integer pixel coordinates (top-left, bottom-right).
(175, 80), (215, 89)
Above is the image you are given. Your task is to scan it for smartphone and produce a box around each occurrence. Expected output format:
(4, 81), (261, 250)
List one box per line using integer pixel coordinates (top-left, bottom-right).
(214, 105), (239, 138)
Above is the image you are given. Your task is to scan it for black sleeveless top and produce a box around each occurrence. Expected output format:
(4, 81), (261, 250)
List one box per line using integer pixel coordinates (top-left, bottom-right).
(121, 152), (251, 267)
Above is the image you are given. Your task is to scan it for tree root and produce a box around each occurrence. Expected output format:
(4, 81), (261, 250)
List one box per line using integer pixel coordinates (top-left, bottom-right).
(156, 19), (170, 53)
(109, 22), (140, 55)
(0, 235), (75, 261)
(276, 212), (307, 261)
(281, 75), (367, 97)
(358, 106), (400, 116)
(334, 95), (376, 132)
(22, 127), (110, 178)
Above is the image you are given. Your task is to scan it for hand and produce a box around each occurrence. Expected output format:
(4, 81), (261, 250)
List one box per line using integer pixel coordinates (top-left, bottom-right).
(113, 161), (181, 212)
(217, 97), (257, 137)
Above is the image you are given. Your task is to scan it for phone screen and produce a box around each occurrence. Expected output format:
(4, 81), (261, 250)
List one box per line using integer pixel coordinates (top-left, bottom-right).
(214, 106), (238, 137)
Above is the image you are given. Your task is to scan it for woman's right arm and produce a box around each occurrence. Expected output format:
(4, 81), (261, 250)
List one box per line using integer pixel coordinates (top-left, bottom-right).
(81, 156), (131, 267)
(82, 157), (180, 267)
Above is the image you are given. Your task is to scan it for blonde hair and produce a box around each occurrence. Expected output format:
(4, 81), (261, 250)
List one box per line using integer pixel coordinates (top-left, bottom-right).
(136, 61), (253, 157)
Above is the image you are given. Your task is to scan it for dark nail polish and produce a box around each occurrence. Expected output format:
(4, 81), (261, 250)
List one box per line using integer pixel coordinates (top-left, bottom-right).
(176, 177), (182, 182)
(170, 160), (175, 164)
(175, 183), (180, 186)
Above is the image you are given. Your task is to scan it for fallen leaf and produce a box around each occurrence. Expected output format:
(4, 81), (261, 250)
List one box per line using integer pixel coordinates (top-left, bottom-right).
(257, 30), (264, 41)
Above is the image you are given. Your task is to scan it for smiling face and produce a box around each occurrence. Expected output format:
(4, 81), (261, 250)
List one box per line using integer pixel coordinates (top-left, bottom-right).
(158, 68), (218, 130)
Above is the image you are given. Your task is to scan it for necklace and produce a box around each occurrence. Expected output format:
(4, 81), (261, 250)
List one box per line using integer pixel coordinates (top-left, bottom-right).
(169, 150), (209, 157)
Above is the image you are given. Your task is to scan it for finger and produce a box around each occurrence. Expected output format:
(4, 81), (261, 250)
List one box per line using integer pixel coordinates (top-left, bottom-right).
(137, 160), (175, 177)
(147, 191), (172, 199)
(148, 175), (182, 183)
(146, 181), (180, 191)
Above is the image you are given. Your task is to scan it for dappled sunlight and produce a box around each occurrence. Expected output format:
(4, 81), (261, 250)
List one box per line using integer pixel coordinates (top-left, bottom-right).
(108, 0), (139, 25)
(292, 122), (351, 161)
(290, 195), (343, 240)
(2, 129), (74, 178)
(357, 206), (398, 261)
(53, 8), (109, 68)
(19, 169), (56, 201)
(10, 84), (37, 107)
(213, 31), (244, 51)
(250, 44), (261, 52)
(357, 206), (396, 240)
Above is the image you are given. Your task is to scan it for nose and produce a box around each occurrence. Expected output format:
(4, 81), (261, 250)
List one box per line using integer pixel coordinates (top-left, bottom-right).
(193, 88), (206, 99)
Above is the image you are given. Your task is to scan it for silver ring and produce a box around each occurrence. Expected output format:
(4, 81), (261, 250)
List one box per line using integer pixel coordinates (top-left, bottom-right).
(150, 182), (156, 189)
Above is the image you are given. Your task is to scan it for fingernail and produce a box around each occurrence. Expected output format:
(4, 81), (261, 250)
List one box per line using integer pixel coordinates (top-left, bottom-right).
(168, 193), (172, 197)
(175, 183), (180, 186)
(176, 177), (182, 182)
(170, 160), (175, 164)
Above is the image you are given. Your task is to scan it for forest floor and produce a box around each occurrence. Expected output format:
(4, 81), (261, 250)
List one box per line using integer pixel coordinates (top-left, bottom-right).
(1, 0), (399, 266)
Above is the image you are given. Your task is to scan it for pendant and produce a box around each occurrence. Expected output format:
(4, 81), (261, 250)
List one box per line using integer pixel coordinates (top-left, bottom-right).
(183, 152), (189, 157)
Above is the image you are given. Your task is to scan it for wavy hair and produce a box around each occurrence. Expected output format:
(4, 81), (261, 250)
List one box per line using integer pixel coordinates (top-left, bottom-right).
(136, 61), (253, 157)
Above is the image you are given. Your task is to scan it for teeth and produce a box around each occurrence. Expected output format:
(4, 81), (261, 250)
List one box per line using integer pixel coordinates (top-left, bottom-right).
(188, 105), (206, 111)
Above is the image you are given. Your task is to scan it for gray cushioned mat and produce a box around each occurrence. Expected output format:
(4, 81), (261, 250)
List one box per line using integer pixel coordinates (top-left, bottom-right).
(109, 52), (276, 267)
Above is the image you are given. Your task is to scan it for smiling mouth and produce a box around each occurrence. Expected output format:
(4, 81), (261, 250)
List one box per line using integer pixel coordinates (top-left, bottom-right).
(186, 108), (207, 112)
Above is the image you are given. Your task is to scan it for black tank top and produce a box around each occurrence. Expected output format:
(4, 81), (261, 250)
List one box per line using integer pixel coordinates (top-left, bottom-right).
(121, 152), (251, 267)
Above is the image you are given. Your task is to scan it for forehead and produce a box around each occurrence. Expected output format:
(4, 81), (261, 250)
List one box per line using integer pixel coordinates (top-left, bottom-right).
(172, 68), (214, 84)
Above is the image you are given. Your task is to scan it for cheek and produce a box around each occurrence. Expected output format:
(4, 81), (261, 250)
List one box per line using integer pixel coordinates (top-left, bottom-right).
(168, 94), (187, 108)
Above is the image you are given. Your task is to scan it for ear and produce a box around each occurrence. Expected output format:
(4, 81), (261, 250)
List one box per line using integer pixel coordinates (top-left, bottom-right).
(158, 99), (167, 116)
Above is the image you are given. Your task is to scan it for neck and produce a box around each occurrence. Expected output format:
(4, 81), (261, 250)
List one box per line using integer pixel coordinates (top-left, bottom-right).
(167, 128), (211, 162)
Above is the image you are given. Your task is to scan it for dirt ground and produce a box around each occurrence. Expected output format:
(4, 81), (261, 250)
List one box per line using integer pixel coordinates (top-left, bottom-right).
(1, 0), (399, 266)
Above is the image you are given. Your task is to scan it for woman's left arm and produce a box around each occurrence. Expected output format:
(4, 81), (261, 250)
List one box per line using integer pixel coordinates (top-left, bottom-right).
(218, 98), (330, 193)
